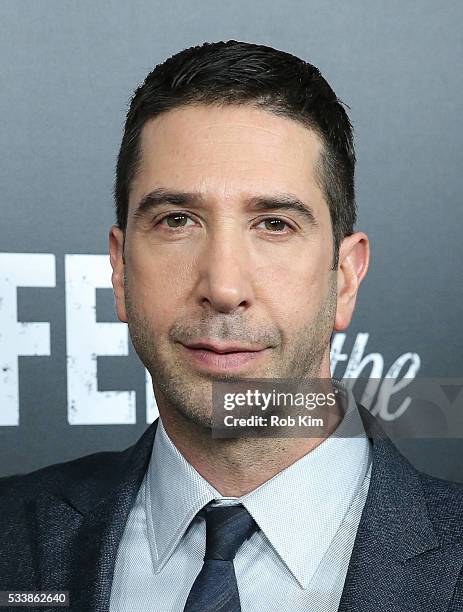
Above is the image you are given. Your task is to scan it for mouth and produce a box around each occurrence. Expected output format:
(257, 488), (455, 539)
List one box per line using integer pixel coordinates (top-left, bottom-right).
(180, 341), (269, 372)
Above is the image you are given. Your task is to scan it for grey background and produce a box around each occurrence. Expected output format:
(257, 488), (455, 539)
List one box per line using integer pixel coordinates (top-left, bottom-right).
(1, 0), (462, 479)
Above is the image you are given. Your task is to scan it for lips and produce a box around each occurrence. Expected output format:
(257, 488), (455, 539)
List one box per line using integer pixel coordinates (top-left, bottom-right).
(184, 341), (266, 354)
(180, 341), (268, 372)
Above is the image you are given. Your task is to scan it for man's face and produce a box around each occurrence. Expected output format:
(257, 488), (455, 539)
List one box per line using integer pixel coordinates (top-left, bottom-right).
(110, 104), (356, 429)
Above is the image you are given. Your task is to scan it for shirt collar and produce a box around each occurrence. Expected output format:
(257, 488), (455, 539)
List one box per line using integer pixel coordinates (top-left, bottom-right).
(145, 417), (220, 572)
(146, 379), (372, 586)
(239, 379), (372, 587)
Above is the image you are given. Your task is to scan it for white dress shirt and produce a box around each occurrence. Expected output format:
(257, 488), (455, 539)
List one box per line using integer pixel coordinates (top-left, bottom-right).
(110, 379), (372, 612)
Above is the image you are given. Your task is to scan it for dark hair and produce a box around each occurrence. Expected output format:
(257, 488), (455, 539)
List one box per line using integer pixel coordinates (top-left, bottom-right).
(115, 40), (356, 269)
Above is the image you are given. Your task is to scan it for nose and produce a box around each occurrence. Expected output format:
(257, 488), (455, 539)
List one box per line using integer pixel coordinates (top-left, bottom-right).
(196, 229), (253, 314)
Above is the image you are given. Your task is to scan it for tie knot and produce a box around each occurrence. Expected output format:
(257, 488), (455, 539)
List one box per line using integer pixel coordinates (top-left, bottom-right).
(203, 503), (258, 561)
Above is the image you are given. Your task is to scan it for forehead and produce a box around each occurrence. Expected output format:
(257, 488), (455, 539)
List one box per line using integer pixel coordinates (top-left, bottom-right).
(130, 104), (326, 214)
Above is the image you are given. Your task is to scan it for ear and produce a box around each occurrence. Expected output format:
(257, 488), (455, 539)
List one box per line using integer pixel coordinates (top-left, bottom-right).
(334, 232), (370, 331)
(109, 225), (128, 323)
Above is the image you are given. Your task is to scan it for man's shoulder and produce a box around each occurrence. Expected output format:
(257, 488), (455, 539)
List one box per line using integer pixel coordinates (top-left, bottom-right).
(0, 446), (132, 512)
(0, 421), (158, 526)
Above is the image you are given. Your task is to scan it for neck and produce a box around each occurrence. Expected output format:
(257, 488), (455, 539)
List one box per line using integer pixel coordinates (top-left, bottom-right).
(157, 369), (342, 497)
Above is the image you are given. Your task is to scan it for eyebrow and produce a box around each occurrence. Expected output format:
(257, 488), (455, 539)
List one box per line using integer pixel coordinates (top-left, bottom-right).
(132, 187), (318, 226)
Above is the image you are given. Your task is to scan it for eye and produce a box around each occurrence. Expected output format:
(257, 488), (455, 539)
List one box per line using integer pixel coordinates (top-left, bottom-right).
(158, 213), (196, 229)
(256, 218), (292, 232)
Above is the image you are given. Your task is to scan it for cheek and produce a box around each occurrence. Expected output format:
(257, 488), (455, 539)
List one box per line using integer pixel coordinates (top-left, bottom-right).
(127, 242), (196, 313)
(254, 252), (326, 324)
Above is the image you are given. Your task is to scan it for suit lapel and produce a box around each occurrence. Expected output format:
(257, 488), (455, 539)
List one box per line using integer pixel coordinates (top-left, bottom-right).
(35, 419), (159, 612)
(338, 405), (463, 612)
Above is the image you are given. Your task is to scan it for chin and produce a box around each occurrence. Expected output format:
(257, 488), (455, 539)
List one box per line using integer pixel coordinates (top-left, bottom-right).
(178, 406), (213, 431)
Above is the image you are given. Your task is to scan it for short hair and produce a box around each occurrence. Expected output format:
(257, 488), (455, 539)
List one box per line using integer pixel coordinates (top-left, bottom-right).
(114, 40), (357, 269)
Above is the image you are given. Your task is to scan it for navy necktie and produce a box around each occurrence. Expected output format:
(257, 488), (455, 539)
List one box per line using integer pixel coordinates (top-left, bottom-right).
(183, 503), (258, 612)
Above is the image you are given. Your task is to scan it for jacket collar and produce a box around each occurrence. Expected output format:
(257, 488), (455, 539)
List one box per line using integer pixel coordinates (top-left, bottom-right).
(35, 406), (462, 612)
(36, 420), (159, 611)
(338, 405), (462, 612)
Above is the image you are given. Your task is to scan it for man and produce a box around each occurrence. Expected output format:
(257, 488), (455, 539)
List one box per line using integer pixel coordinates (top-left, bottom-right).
(1, 40), (463, 612)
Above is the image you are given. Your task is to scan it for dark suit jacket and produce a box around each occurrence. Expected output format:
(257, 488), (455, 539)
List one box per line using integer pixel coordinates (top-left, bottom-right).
(1, 405), (463, 612)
